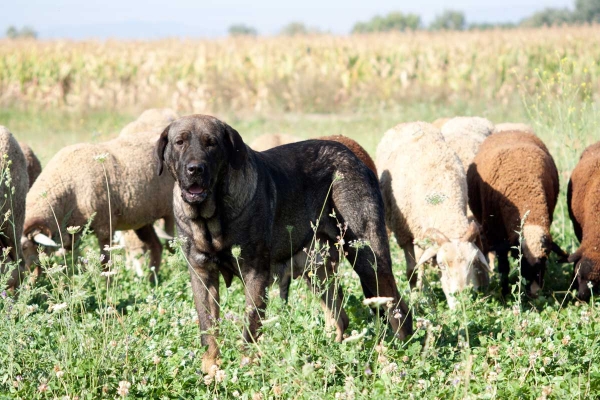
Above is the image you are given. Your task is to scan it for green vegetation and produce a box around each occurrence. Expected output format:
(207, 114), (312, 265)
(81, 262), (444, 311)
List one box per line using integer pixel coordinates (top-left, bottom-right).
(228, 24), (258, 37)
(5, 25), (37, 39)
(351, 12), (421, 33)
(1, 55), (599, 398)
(430, 10), (466, 31)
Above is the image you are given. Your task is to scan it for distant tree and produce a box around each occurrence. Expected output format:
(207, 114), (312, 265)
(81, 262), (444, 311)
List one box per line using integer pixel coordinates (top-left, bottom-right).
(575, 0), (600, 23)
(520, 8), (574, 27)
(5, 25), (37, 39)
(280, 22), (312, 36)
(468, 22), (516, 30)
(19, 26), (37, 39)
(352, 12), (421, 33)
(5, 26), (18, 39)
(430, 10), (466, 31)
(228, 24), (257, 37)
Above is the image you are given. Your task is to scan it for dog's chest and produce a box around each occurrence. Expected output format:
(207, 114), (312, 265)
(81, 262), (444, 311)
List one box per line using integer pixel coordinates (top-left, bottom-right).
(188, 216), (225, 253)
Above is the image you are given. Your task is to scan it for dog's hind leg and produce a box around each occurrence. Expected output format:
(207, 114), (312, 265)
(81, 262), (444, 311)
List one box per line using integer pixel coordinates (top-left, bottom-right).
(331, 178), (413, 339)
(134, 224), (163, 283)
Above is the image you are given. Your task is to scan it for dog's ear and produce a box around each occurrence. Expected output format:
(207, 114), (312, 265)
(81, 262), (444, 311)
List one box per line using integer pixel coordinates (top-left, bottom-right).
(155, 124), (170, 176)
(222, 122), (247, 170)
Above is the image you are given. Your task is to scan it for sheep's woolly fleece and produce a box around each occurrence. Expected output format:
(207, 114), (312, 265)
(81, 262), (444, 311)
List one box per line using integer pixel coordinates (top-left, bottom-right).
(376, 121), (470, 247)
(119, 108), (179, 137)
(568, 141), (600, 282)
(116, 108), (179, 266)
(440, 116), (495, 173)
(493, 122), (535, 134)
(249, 133), (302, 151)
(467, 130), (559, 266)
(23, 129), (175, 252)
(0, 126), (29, 287)
(18, 142), (42, 189)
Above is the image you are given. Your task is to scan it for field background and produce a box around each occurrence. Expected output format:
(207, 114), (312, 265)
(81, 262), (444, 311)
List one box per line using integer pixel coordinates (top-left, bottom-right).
(1, 26), (600, 399)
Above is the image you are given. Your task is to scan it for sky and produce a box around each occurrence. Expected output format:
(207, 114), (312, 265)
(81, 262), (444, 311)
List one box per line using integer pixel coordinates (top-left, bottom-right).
(0, 0), (575, 39)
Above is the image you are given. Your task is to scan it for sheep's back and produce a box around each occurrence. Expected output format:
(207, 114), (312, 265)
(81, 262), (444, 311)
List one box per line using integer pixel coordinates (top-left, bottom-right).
(377, 122), (469, 245)
(569, 142), (600, 236)
(470, 131), (558, 239)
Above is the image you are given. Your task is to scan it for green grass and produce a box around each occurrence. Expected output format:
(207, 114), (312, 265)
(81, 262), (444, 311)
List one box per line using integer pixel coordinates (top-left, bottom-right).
(1, 90), (599, 399)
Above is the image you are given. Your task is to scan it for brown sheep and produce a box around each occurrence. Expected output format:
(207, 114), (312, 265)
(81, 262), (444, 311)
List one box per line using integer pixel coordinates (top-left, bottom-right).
(249, 133), (302, 151)
(567, 141), (600, 301)
(467, 130), (567, 297)
(18, 142), (42, 188)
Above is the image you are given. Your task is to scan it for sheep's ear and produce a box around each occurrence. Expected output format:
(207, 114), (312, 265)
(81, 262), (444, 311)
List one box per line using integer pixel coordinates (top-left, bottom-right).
(475, 249), (492, 273)
(222, 122), (247, 170)
(155, 124), (170, 176)
(33, 233), (59, 247)
(551, 242), (570, 263)
(423, 228), (450, 247)
(568, 248), (582, 264)
(416, 246), (438, 267)
(462, 221), (481, 243)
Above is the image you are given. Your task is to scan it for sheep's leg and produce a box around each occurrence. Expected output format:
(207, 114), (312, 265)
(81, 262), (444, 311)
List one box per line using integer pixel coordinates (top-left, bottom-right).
(134, 224), (162, 283)
(497, 250), (510, 296)
(302, 247), (348, 342)
(402, 244), (418, 288)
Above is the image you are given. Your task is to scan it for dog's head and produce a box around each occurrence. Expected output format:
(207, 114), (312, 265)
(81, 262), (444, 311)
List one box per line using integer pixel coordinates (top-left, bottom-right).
(155, 115), (247, 205)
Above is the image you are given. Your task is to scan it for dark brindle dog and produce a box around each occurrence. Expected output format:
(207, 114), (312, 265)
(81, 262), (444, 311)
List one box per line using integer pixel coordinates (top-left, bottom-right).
(156, 115), (412, 372)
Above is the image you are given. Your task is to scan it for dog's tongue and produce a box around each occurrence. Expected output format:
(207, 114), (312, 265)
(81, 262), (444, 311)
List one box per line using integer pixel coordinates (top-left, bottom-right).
(188, 184), (204, 194)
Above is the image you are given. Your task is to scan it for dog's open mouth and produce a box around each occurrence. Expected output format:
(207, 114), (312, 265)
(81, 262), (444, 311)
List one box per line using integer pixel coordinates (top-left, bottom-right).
(182, 183), (208, 203)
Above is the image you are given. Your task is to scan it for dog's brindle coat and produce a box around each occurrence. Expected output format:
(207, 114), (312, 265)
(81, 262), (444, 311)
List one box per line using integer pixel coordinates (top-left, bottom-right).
(156, 115), (412, 372)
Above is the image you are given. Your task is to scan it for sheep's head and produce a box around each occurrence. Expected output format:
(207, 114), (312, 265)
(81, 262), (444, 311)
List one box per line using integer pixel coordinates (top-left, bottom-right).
(519, 224), (553, 297)
(568, 248), (600, 302)
(416, 222), (490, 309)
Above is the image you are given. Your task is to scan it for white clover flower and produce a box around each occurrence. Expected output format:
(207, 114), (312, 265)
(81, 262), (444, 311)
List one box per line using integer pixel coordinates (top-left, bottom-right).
(117, 380), (131, 397)
(342, 329), (367, 343)
(363, 297), (394, 307)
(50, 303), (68, 313)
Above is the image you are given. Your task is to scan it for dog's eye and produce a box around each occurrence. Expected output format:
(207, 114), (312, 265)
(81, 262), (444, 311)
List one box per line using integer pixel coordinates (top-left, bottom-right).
(204, 137), (216, 147)
(175, 139), (184, 146)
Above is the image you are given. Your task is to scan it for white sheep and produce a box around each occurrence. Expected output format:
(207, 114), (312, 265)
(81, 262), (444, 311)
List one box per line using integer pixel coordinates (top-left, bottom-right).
(115, 109), (179, 272)
(119, 108), (179, 137)
(0, 126), (29, 288)
(376, 121), (490, 308)
(440, 117), (495, 173)
(493, 122), (534, 134)
(18, 142), (42, 189)
(22, 129), (175, 282)
(250, 133), (301, 151)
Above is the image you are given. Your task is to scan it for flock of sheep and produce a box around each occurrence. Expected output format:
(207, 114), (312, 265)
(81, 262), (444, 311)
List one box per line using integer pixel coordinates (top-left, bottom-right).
(0, 109), (597, 323)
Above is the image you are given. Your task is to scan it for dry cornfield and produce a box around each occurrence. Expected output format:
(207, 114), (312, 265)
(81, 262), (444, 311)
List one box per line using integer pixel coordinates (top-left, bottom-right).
(1, 25), (599, 113)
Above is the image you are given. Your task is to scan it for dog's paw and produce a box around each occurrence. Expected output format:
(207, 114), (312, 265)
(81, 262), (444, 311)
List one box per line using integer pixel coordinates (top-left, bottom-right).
(201, 352), (220, 374)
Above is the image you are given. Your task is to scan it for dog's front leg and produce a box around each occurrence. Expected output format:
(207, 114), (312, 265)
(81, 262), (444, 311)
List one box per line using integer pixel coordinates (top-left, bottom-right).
(188, 260), (220, 374)
(241, 265), (270, 344)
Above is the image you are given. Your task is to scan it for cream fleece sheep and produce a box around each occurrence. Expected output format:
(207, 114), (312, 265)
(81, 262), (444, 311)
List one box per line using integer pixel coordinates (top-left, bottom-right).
(119, 108), (179, 137)
(0, 126), (28, 288)
(22, 129), (175, 281)
(376, 122), (489, 308)
(467, 130), (566, 297)
(116, 109), (178, 272)
(250, 133), (301, 151)
(440, 117), (495, 173)
(18, 142), (42, 189)
(493, 122), (534, 134)
(431, 117), (451, 130)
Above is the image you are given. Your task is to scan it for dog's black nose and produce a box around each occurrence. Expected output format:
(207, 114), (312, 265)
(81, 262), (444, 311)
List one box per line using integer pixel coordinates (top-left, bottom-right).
(186, 162), (205, 175)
